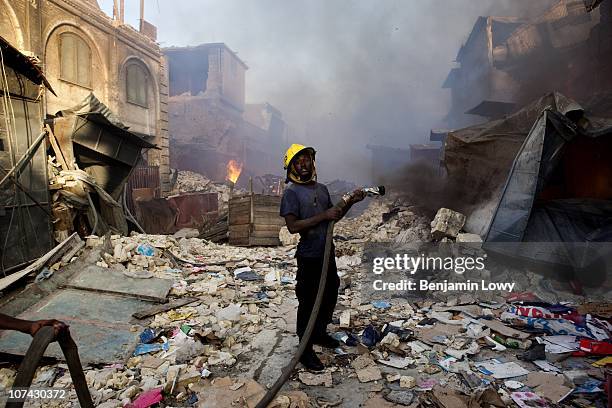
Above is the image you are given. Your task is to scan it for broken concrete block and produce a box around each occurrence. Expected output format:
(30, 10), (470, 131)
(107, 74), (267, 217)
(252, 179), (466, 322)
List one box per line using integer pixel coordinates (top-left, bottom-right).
(456, 233), (483, 243)
(97, 400), (122, 408)
(279, 226), (299, 246)
(356, 366), (382, 383)
(119, 385), (140, 400)
(86, 236), (103, 248)
(384, 390), (415, 406)
(298, 371), (333, 387)
(430, 208), (466, 239)
(339, 310), (351, 328)
(216, 304), (242, 322)
(208, 351), (236, 366)
(93, 368), (116, 389)
(380, 332), (400, 348)
(0, 368), (16, 389)
(422, 365), (442, 375)
(351, 354), (376, 370)
(165, 364), (184, 391)
(178, 370), (201, 387)
(386, 373), (401, 382)
(141, 376), (160, 391)
(399, 375), (416, 389)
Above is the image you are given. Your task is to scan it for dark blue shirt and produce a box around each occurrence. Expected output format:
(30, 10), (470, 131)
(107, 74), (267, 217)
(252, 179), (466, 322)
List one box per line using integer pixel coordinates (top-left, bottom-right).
(280, 182), (334, 257)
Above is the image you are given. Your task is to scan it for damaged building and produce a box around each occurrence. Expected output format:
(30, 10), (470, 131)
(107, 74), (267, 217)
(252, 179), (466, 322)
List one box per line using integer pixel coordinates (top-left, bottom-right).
(0, 0), (171, 194)
(0, 2), (610, 407)
(443, 0), (612, 128)
(165, 43), (288, 185)
(0, 0), (171, 269)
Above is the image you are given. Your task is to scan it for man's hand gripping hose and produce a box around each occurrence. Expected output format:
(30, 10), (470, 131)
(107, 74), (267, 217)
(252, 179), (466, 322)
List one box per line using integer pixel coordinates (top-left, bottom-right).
(255, 186), (385, 408)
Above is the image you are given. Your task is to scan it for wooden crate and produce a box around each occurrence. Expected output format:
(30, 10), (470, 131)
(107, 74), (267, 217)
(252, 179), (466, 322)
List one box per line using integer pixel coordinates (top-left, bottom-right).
(228, 194), (283, 246)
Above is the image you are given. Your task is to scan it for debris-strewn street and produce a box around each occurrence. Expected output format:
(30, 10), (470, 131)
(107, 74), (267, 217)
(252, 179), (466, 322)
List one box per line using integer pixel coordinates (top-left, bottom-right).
(1, 0), (611, 407)
(0, 197), (609, 407)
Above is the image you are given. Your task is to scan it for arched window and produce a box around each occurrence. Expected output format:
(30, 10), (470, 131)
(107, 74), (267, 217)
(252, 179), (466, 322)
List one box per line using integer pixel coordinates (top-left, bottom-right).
(59, 32), (91, 87)
(126, 63), (148, 107)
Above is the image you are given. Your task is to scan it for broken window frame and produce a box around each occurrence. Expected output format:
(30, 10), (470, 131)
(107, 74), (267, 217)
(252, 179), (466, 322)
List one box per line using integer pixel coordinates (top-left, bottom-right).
(126, 63), (149, 108)
(59, 32), (92, 89)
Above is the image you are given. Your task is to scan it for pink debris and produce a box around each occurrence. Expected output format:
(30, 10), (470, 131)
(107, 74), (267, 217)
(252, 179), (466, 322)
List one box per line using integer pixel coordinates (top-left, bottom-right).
(124, 388), (163, 408)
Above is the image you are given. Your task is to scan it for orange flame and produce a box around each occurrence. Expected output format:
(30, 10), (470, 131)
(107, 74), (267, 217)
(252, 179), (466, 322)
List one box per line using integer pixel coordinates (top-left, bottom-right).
(226, 159), (243, 184)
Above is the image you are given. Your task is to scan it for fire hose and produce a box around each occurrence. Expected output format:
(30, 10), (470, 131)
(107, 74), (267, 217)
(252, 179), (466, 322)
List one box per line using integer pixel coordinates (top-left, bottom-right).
(256, 186), (385, 408)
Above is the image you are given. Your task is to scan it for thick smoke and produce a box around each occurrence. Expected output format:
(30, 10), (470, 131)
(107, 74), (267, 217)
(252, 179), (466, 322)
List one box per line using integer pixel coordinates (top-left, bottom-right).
(99, 0), (557, 183)
(378, 161), (487, 218)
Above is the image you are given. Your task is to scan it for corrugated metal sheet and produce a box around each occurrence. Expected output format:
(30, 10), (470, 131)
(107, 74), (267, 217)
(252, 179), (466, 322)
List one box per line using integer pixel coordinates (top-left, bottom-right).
(126, 165), (160, 213)
(0, 64), (52, 272)
(168, 192), (218, 229)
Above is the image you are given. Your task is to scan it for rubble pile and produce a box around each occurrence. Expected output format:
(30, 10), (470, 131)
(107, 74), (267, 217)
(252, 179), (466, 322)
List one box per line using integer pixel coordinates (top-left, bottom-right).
(171, 171), (215, 194)
(171, 170), (244, 212)
(48, 157), (128, 241)
(309, 290), (611, 407)
(2, 200), (609, 408)
(334, 200), (432, 244)
(4, 230), (305, 407)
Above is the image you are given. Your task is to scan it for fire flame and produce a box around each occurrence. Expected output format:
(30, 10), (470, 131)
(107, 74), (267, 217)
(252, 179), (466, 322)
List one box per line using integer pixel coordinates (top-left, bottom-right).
(226, 159), (243, 184)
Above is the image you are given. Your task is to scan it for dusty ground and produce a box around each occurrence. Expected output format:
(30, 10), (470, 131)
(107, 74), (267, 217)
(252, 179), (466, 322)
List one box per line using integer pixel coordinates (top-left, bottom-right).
(0, 199), (609, 407)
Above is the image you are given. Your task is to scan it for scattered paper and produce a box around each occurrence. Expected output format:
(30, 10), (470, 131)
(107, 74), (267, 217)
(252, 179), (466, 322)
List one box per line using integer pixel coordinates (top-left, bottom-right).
(475, 360), (529, 379)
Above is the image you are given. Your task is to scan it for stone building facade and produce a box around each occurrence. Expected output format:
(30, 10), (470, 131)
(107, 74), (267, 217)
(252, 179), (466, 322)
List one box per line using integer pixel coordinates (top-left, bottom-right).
(0, 0), (171, 194)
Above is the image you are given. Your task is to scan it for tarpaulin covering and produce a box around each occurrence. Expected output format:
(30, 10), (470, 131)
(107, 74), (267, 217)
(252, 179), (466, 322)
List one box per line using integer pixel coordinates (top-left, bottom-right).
(481, 94), (612, 275)
(443, 92), (584, 205)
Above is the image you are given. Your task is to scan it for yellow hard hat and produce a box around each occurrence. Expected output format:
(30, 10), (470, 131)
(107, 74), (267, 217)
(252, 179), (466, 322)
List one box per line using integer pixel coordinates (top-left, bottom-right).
(283, 144), (316, 170)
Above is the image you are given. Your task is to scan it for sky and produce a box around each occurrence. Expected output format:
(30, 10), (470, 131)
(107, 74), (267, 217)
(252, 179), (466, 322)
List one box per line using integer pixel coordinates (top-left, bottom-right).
(97, 0), (556, 182)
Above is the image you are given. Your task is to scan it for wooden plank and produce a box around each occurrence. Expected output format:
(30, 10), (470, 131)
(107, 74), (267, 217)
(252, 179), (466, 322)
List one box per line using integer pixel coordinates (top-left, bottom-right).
(248, 237), (281, 246)
(230, 230), (279, 239)
(231, 214), (285, 226)
(250, 231), (280, 238)
(45, 124), (69, 170)
(0, 233), (79, 292)
(60, 235), (86, 264)
(253, 212), (284, 223)
(52, 117), (77, 169)
(229, 203), (250, 213)
(132, 297), (199, 320)
(229, 230), (250, 239)
(229, 196), (251, 205)
(252, 195), (281, 205)
(229, 214), (249, 225)
(252, 205), (280, 213)
(228, 224), (250, 230)
(228, 237), (250, 246)
(229, 225), (250, 239)
(251, 224), (282, 232)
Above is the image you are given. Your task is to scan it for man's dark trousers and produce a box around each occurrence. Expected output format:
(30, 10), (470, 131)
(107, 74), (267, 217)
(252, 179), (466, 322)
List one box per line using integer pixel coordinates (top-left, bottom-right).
(295, 255), (340, 345)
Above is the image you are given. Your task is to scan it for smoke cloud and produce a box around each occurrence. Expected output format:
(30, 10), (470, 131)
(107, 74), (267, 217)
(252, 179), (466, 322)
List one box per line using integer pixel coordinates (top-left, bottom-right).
(99, 0), (557, 183)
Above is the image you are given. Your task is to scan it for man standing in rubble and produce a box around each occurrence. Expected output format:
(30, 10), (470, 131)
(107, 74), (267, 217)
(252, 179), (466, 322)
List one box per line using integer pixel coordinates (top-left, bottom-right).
(280, 144), (365, 371)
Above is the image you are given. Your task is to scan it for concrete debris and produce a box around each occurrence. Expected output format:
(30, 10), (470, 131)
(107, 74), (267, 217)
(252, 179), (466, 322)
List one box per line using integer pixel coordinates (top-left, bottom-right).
(430, 207), (466, 239)
(399, 375), (416, 389)
(383, 390), (414, 406)
(171, 170), (244, 212)
(3, 200), (609, 408)
(279, 226), (299, 246)
(455, 232), (483, 243)
(356, 365), (382, 383)
(298, 371), (333, 387)
(386, 373), (401, 382)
